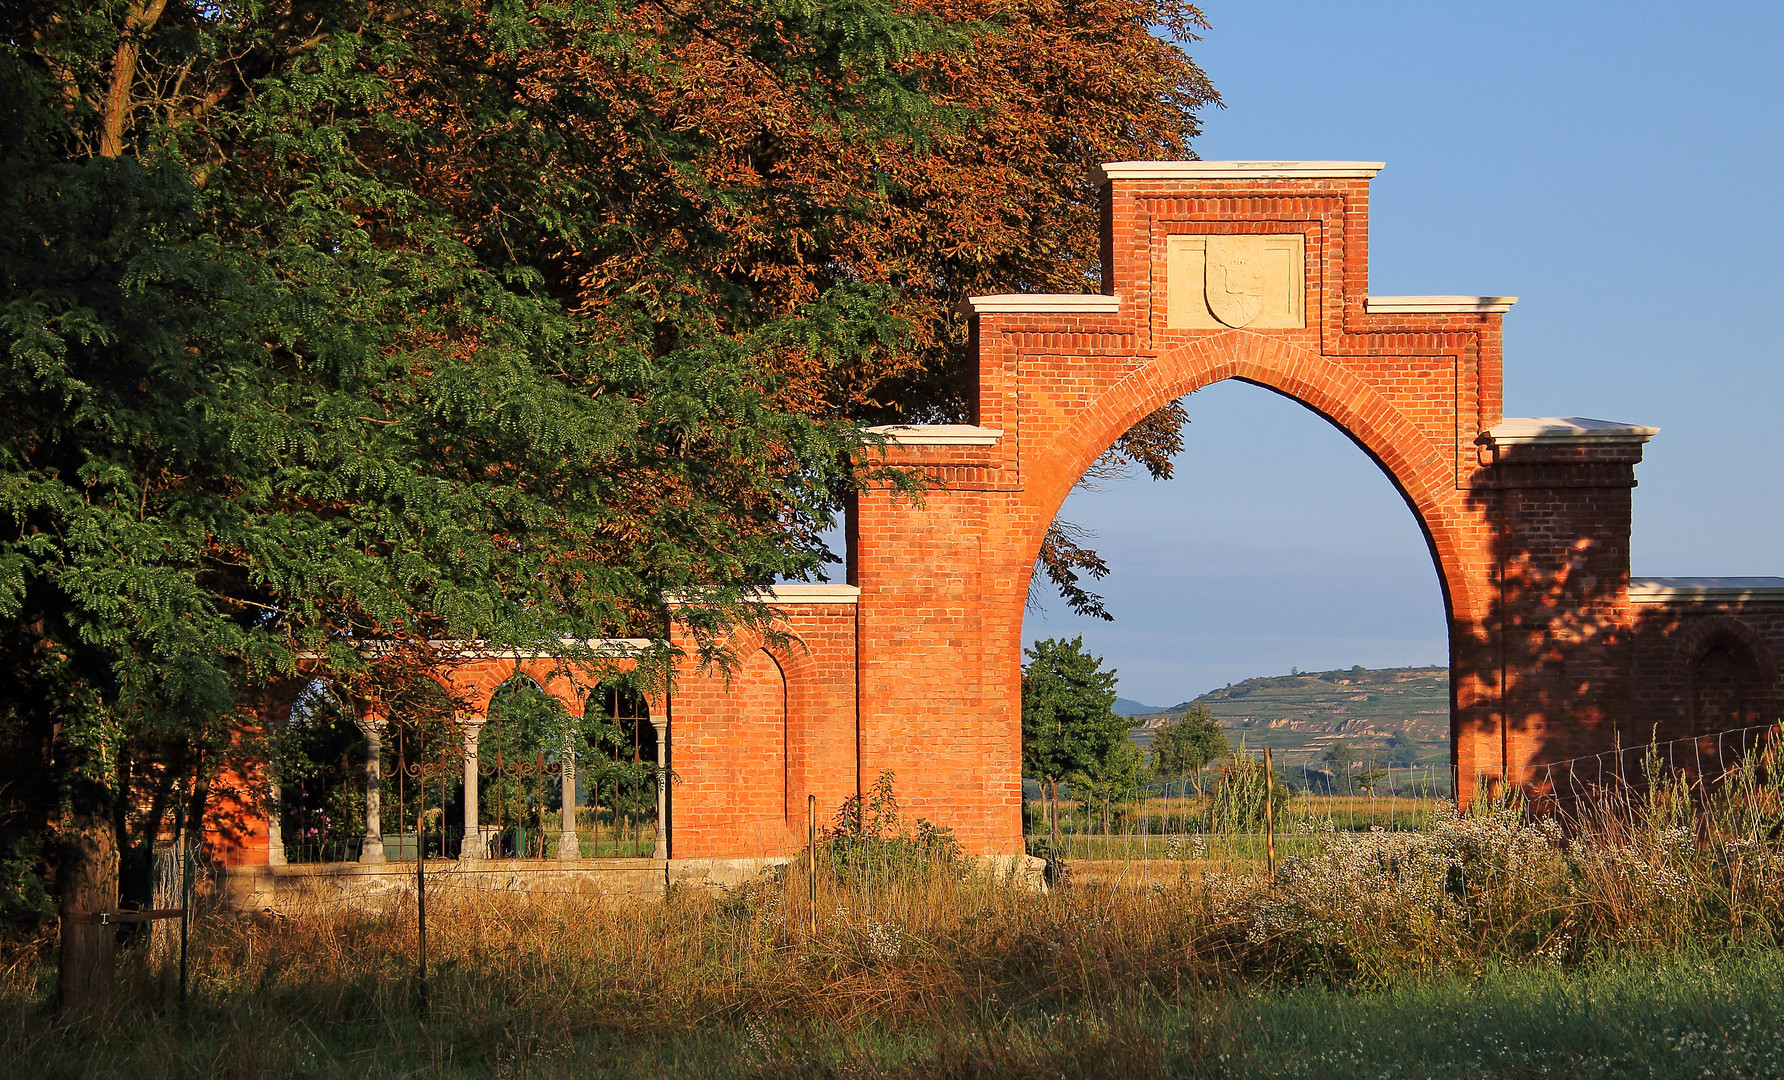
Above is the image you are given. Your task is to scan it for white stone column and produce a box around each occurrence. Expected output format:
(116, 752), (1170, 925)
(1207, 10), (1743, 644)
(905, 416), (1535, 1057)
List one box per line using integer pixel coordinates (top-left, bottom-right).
(266, 696), (286, 866)
(651, 719), (668, 859)
(461, 720), (484, 861)
(267, 773), (286, 867)
(358, 711), (386, 864)
(557, 735), (580, 861)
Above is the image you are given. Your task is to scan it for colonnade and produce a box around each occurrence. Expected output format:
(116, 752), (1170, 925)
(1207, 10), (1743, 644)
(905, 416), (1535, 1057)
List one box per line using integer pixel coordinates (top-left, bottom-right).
(267, 696), (668, 865)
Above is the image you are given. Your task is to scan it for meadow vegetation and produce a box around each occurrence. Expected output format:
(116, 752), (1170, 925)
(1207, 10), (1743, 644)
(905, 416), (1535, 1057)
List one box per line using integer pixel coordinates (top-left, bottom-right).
(2, 741), (1782, 1077)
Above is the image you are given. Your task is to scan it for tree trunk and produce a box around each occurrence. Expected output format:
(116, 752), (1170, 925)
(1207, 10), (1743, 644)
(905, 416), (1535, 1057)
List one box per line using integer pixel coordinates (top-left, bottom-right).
(57, 801), (119, 1014)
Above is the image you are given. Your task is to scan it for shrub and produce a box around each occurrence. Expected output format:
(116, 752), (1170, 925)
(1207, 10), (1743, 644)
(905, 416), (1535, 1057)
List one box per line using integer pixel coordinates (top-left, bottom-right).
(822, 770), (962, 882)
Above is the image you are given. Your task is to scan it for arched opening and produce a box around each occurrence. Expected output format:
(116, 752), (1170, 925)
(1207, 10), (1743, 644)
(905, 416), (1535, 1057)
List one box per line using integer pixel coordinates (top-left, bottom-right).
(1691, 635), (1758, 741)
(583, 681), (662, 857)
(276, 679), (365, 863)
(380, 676), (459, 861)
(1018, 378), (1454, 853)
(728, 650), (789, 849)
(276, 675), (458, 863)
(478, 676), (572, 858)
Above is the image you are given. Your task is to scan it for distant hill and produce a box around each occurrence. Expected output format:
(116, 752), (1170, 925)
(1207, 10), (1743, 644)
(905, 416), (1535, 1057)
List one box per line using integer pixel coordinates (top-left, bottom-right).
(1130, 665), (1450, 771)
(1113, 697), (1166, 717)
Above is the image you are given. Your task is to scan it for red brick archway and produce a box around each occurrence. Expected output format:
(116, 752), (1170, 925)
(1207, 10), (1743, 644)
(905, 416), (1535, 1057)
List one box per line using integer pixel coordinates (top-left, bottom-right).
(851, 161), (1673, 855)
(221, 162), (1784, 873)
(1022, 331), (1475, 622)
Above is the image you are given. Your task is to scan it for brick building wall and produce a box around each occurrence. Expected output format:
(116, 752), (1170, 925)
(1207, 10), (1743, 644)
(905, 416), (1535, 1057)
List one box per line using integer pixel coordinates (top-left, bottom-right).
(212, 161), (1782, 868)
(1629, 582), (1784, 755)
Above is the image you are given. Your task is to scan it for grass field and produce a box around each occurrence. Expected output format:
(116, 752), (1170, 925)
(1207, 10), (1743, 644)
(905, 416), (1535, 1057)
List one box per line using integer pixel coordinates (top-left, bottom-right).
(4, 944), (1777, 1078)
(3, 763), (1780, 1078)
(1025, 793), (1448, 866)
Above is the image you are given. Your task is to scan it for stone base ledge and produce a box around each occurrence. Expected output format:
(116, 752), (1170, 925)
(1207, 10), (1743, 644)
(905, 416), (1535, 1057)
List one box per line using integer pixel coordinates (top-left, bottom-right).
(222, 852), (1050, 913)
(223, 858), (670, 913)
(269, 857), (661, 877)
(666, 856), (796, 892)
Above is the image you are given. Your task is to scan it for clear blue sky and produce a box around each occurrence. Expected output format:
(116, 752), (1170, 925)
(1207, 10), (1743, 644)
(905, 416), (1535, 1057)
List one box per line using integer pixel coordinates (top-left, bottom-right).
(1019, 0), (1784, 708)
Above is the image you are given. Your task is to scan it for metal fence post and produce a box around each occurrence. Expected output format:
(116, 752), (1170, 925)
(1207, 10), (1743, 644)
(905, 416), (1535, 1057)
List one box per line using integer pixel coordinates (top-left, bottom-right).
(1264, 747), (1276, 881)
(807, 794), (818, 936)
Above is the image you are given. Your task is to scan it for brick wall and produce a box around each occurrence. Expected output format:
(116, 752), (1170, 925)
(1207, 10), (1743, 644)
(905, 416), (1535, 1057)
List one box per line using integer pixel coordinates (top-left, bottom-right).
(217, 162), (1777, 868)
(1631, 603), (1784, 748)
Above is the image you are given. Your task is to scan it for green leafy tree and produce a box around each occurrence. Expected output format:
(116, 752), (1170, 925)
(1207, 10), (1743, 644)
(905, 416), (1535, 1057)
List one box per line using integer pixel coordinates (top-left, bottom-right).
(1021, 637), (1135, 839)
(2, 0), (1218, 1008)
(1324, 740), (1360, 772)
(1386, 729), (1420, 767)
(1149, 704), (1230, 782)
(0, 0), (910, 1006)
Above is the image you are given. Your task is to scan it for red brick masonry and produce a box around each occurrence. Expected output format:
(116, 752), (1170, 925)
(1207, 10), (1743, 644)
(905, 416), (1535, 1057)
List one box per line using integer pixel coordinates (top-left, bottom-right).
(220, 162), (1784, 864)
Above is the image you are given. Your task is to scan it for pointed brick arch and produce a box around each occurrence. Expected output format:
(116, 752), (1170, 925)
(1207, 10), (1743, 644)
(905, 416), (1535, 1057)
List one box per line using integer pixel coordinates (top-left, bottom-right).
(1025, 329), (1474, 623)
(850, 160), (1679, 853)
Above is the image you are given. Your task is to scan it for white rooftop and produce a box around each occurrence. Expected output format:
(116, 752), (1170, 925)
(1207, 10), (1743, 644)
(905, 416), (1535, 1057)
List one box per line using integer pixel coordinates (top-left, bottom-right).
(1629, 578), (1784, 604)
(1486, 417), (1660, 445)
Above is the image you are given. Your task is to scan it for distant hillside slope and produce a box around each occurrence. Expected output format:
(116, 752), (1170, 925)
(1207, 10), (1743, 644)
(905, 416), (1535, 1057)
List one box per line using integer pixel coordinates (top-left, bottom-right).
(1114, 697), (1166, 717)
(1131, 665), (1449, 770)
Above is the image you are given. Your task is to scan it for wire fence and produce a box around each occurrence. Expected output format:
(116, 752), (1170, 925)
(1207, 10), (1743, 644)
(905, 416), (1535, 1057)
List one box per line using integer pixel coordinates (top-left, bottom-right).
(1528, 723), (1777, 804)
(1022, 757), (1451, 867)
(1019, 723), (1782, 871)
(1525, 722), (1782, 845)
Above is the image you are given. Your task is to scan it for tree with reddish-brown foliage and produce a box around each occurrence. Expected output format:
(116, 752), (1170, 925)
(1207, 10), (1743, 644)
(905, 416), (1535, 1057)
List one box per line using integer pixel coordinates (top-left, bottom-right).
(2, 0), (1214, 1009)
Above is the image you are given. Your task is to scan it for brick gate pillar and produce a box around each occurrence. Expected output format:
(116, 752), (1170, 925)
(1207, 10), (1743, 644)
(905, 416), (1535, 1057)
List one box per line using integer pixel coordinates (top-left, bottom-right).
(1473, 418), (1658, 790)
(854, 426), (1023, 857)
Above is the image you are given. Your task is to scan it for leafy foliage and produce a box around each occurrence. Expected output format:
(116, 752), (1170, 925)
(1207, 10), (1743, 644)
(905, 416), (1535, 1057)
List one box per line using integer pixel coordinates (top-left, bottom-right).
(1149, 703), (1230, 778)
(1020, 637), (1135, 786)
(824, 770), (962, 880)
(0, 0), (1219, 1012)
(1205, 750), (1293, 833)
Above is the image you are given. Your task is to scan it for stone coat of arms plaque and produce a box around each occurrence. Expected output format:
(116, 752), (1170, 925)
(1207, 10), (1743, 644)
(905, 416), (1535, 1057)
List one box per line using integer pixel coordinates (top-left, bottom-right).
(1165, 234), (1306, 330)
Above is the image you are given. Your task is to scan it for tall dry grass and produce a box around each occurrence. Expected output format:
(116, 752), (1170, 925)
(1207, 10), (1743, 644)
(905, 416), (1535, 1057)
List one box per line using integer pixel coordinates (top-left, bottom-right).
(0, 739), (1780, 1077)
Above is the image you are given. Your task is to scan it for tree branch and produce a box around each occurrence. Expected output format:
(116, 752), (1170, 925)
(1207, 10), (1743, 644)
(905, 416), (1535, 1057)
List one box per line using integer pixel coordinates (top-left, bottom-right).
(99, 0), (170, 158)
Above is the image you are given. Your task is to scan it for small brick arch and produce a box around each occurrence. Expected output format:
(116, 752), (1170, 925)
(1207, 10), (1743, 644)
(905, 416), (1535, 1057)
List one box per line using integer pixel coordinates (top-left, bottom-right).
(1667, 616), (1780, 736)
(1025, 330), (1474, 622)
(1668, 615), (1778, 687)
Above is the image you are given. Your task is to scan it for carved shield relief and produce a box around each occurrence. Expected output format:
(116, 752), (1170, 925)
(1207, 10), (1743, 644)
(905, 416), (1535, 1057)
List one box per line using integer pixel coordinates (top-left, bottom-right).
(1165, 234), (1306, 330)
(1204, 237), (1267, 327)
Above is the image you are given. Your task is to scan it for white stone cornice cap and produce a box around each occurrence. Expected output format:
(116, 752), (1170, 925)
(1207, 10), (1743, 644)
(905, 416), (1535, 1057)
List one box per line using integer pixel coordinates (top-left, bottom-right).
(294, 638), (657, 661)
(442, 638), (657, 659)
(1366, 296), (1518, 314)
(864, 424), (1003, 446)
(1630, 577), (1784, 604)
(1485, 417), (1660, 446)
(1092, 160), (1385, 184)
(667, 581), (859, 606)
(664, 585), (859, 606)
(956, 294), (1121, 317)
(757, 583), (860, 604)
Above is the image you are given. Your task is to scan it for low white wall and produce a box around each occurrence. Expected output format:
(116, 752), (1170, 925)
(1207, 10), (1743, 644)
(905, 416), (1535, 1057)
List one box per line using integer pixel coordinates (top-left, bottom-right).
(221, 853), (1047, 914)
